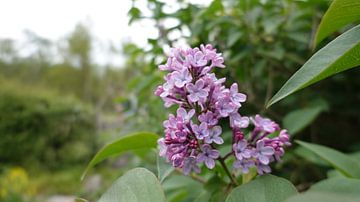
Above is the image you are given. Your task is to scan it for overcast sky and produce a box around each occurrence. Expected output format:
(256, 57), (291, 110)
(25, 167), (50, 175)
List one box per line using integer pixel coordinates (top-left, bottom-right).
(0, 0), (160, 65)
(0, 0), (209, 66)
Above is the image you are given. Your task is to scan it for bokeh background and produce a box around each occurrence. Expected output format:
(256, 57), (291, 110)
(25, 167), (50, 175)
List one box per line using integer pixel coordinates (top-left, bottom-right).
(0, 0), (359, 201)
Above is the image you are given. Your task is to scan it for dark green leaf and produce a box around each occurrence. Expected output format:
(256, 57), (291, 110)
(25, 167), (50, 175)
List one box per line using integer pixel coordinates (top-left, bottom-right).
(283, 107), (323, 135)
(225, 175), (298, 202)
(82, 132), (159, 180)
(310, 178), (360, 196)
(99, 168), (166, 202)
(267, 25), (360, 107)
(296, 140), (360, 178)
(314, 0), (360, 46)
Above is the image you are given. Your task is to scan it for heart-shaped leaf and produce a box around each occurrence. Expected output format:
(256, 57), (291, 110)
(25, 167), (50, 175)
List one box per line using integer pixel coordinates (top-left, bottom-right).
(225, 175), (298, 202)
(99, 168), (166, 202)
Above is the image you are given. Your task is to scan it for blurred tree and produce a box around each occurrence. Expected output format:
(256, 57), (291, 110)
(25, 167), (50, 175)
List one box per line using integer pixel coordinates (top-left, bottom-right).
(67, 23), (93, 101)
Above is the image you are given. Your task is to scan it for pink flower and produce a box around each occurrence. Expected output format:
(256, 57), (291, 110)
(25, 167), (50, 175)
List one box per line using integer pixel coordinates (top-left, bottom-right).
(229, 113), (249, 129)
(176, 107), (195, 123)
(204, 126), (223, 144)
(233, 140), (252, 161)
(183, 156), (200, 175)
(186, 79), (208, 103)
(198, 111), (218, 126)
(172, 69), (192, 88)
(251, 114), (279, 133)
(253, 140), (275, 165)
(187, 51), (207, 67)
(229, 83), (247, 105)
(197, 144), (219, 169)
(192, 122), (210, 140)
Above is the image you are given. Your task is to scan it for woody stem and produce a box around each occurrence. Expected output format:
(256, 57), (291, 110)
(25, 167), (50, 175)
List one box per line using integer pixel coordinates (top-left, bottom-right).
(218, 156), (238, 186)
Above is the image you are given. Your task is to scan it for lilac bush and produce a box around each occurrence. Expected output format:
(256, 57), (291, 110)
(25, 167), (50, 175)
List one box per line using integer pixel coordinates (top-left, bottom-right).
(155, 44), (290, 181)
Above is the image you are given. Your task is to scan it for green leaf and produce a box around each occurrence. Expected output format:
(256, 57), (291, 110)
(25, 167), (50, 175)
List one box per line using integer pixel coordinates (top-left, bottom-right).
(157, 155), (174, 183)
(82, 132), (159, 180)
(201, 0), (224, 17)
(267, 25), (360, 107)
(310, 178), (360, 196)
(289, 178), (360, 202)
(314, 0), (360, 46)
(128, 7), (142, 25)
(163, 175), (203, 202)
(294, 147), (328, 166)
(99, 168), (166, 202)
(225, 175), (298, 202)
(296, 140), (360, 178)
(195, 191), (211, 202)
(285, 192), (360, 202)
(283, 107), (323, 135)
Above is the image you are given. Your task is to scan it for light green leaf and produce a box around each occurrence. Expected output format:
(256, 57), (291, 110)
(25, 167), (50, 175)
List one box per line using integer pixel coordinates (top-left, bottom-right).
(157, 155), (174, 183)
(310, 178), (360, 196)
(225, 175), (298, 202)
(314, 0), (360, 46)
(99, 168), (166, 202)
(285, 192), (360, 202)
(202, 0), (224, 17)
(296, 140), (360, 178)
(195, 191), (211, 202)
(283, 107), (323, 135)
(82, 132), (159, 180)
(267, 25), (360, 107)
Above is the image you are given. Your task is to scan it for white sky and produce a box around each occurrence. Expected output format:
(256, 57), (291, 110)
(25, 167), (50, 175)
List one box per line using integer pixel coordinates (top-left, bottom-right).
(0, 0), (159, 66)
(0, 0), (209, 66)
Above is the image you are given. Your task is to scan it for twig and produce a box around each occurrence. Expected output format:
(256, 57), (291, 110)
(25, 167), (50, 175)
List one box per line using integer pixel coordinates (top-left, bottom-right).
(223, 151), (233, 160)
(218, 157), (239, 186)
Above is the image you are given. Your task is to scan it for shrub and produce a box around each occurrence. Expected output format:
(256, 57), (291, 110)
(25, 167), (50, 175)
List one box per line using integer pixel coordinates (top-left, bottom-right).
(0, 77), (96, 168)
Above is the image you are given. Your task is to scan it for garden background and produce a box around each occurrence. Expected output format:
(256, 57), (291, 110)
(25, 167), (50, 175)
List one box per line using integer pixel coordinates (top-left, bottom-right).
(0, 0), (359, 201)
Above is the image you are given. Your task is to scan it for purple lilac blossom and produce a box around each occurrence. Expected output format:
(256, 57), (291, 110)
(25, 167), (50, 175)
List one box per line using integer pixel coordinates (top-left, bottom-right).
(186, 79), (209, 103)
(231, 115), (291, 175)
(198, 111), (218, 126)
(172, 69), (192, 88)
(205, 126), (223, 144)
(183, 156), (201, 175)
(233, 159), (255, 174)
(192, 122), (210, 140)
(251, 114), (279, 133)
(197, 144), (220, 169)
(155, 44), (290, 176)
(233, 140), (252, 160)
(253, 140), (275, 165)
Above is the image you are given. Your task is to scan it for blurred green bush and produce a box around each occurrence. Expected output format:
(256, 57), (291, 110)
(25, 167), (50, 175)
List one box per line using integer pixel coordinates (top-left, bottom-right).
(0, 77), (96, 168)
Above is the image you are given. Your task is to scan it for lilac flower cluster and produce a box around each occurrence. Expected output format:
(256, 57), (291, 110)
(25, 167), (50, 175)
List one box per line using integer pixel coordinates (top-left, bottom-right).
(155, 44), (290, 176)
(232, 115), (291, 174)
